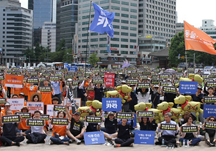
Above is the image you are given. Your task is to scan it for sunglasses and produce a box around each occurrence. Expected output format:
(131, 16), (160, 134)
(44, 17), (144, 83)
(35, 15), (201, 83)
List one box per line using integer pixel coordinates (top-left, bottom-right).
(210, 119), (215, 121)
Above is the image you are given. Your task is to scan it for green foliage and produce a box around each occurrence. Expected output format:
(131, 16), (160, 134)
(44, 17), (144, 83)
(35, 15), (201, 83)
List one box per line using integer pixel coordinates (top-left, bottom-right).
(88, 53), (99, 67)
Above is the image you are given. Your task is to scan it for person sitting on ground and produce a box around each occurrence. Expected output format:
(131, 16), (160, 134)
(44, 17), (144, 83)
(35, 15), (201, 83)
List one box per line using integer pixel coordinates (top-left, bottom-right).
(114, 118), (134, 147)
(49, 111), (69, 145)
(155, 113), (179, 147)
(179, 115), (201, 146)
(139, 117), (157, 131)
(26, 111), (47, 144)
(101, 112), (118, 137)
(0, 110), (24, 146)
(18, 106), (31, 135)
(203, 116), (216, 146)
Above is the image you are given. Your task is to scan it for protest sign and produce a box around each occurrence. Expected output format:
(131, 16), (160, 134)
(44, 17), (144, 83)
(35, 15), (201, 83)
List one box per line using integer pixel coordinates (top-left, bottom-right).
(2, 115), (20, 123)
(138, 83), (150, 89)
(54, 105), (66, 111)
(163, 86), (177, 94)
(127, 79), (138, 84)
(0, 75), (4, 81)
(40, 115), (50, 121)
(160, 124), (177, 130)
(7, 98), (24, 111)
(104, 73), (115, 87)
(0, 98), (6, 106)
(102, 98), (121, 111)
(160, 82), (172, 87)
(207, 82), (216, 88)
(137, 111), (154, 118)
(27, 102), (44, 114)
(27, 78), (39, 83)
(38, 86), (52, 92)
(151, 79), (161, 85)
(86, 116), (102, 123)
(92, 78), (104, 84)
(116, 112), (133, 119)
(203, 105), (216, 118)
(50, 76), (59, 81)
(204, 96), (216, 104)
(139, 75), (148, 80)
(134, 130), (155, 145)
(181, 126), (198, 133)
(27, 119), (44, 126)
(179, 81), (197, 94)
(5, 74), (23, 88)
(51, 118), (68, 125)
(84, 131), (105, 145)
(15, 112), (31, 119)
(205, 122), (216, 130)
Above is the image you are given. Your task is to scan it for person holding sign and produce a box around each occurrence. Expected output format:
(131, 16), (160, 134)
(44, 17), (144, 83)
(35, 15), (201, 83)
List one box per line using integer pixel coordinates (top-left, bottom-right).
(26, 82), (38, 102)
(114, 118), (134, 147)
(156, 113), (179, 147)
(102, 112), (118, 136)
(136, 86), (150, 104)
(26, 111), (47, 144)
(1, 102), (11, 117)
(18, 107), (31, 135)
(138, 117), (157, 131)
(179, 115), (201, 146)
(202, 116), (216, 146)
(49, 111), (69, 145)
(38, 79), (53, 105)
(0, 110), (24, 146)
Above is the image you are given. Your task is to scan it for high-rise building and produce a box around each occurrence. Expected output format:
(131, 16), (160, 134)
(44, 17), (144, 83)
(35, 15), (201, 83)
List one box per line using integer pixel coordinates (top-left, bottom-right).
(0, 0), (33, 65)
(28, 0), (56, 46)
(138, 0), (176, 42)
(200, 19), (216, 40)
(56, 0), (78, 49)
(176, 22), (184, 34)
(41, 22), (56, 52)
(77, 0), (138, 66)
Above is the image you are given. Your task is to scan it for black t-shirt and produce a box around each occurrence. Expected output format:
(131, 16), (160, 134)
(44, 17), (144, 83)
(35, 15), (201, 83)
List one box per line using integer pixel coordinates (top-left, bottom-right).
(69, 118), (84, 137)
(117, 121), (133, 140)
(86, 123), (98, 132)
(184, 133), (194, 140)
(104, 118), (117, 134)
(3, 123), (18, 137)
(139, 122), (149, 130)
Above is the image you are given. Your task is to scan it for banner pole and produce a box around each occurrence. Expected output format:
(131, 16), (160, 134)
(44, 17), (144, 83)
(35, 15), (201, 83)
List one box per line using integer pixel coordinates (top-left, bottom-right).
(185, 50), (188, 75)
(85, 1), (93, 77)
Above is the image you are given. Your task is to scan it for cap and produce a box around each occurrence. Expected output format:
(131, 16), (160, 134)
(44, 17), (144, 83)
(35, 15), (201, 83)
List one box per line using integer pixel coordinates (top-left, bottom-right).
(197, 85), (202, 89)
(121, 80), (127, 84)
(154, 85), (159, 87)
(19, 92), (25, 96)
(108, 111), (114, 115)
(67, 78), (72, 82)
(74, 112), (81, 116)
(5, 102), (10, 106)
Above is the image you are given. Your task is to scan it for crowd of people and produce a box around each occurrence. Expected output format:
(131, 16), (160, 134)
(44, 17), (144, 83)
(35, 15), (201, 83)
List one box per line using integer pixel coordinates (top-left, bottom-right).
(0, 67), (216, 148)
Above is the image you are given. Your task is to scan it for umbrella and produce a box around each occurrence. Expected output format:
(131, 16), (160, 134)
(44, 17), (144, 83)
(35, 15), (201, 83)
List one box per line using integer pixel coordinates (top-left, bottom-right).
(164, 68), (176, 74)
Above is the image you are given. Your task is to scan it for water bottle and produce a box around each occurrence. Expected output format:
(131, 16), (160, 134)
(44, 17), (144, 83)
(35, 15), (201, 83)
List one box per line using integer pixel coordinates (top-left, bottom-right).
(162, 138), (165, 146)
(187, 140), (190, 147)
(183, 140), (185, 147)
(45, 136), (50, 145)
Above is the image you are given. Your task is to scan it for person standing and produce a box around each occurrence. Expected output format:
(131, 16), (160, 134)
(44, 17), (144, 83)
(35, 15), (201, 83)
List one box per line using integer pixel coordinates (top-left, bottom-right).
(51, 79), (62, 104)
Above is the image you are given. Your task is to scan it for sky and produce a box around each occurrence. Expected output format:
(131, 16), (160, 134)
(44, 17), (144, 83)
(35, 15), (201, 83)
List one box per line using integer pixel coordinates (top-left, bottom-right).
(19, 0), (216, 28)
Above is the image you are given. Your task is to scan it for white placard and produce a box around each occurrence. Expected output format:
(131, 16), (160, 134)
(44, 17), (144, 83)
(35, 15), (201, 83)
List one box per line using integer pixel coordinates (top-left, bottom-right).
(7, 98), (24, 111)
(27, 102), (44, 114)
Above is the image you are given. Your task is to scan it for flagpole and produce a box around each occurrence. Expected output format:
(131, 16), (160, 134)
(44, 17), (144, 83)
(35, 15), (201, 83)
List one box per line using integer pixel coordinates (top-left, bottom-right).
(85, 1), (92, 77)
(183, 20), (188, 75)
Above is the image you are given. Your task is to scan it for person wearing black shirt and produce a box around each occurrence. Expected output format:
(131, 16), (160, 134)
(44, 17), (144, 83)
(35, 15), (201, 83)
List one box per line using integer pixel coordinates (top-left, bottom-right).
(103, 112), (117, 134)
(77, 80), (87, 106)
(203, 116), (216, 146)
(94, 84), (104, 102)
(139, 117), (157, 131)
(129, 84), (137, 112)
(0, 110), (24, 146)
(65, 112), (85, 145)
(114, 119), (134, 147)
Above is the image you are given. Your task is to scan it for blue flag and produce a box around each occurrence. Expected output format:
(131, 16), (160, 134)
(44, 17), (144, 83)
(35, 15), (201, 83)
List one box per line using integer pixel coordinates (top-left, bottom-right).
(89, 3), (115, 38)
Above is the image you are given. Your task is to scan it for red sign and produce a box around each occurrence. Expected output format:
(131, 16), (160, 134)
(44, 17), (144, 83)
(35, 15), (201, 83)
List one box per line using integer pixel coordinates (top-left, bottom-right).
(104, 73), (115, 87)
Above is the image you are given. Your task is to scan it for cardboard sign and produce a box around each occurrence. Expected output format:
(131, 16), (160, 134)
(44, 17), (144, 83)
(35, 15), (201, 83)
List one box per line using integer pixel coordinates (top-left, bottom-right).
(179, 81), (197, 94)
(86, 116), (102, 123)
(27, 102), (44, 114)
(51, 118), (68, 125)
(104, 73), (115, 87)
(7, 98), (24, 111)
(92, 78), (104, 84)
(163, 86), (177, 94)
(204, 96), (216, 104)
(181, 126), (198, 133)
(5, 74), (23, 88)
(138, 83), (150, 88)
(27, 119), (44, 126)
(54, 105), (66, 111)
(27, 78), (39, 83)
(50, 76), (59, 81)
(39, 86), (52, 92)
(205, 122), (216, 130)
(160, 124), (177, 130)
(203, 105), (216, 118)
(2, 115), (20, 123)
(207, 82), (216, 88)
(134, 130), (155, 145)
(40, 115), (50, 121)
(0, 98), (6, 106)
(137, 111), (154, 118)
(84, 131), (105, 145)
(116, 112), (133, 119)
(15, 112), (31, 119)
(127, 79), (138, 84)
(102, 98), (121, 111)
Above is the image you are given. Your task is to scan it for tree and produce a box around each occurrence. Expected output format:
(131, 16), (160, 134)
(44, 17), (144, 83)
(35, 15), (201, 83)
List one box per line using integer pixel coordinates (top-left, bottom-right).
(88, 53), (99, 67)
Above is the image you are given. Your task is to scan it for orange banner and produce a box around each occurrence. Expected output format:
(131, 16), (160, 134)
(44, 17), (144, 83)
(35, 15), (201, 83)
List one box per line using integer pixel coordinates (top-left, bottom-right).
(5, 74), (24, 88)
(184, 21), (216, 54)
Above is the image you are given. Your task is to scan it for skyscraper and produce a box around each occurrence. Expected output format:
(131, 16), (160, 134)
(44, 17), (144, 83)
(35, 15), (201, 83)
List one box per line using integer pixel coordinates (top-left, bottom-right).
(56, 0), (78, 49)
(77, 0), (138, 66)
(28, 0), (56, 46)
(0, 0), (33, 65)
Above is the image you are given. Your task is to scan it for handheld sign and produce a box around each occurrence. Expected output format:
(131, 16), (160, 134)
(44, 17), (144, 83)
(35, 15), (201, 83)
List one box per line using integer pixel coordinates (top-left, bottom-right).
(140, 75), (148, 80)
(205, 122), (216, 130)
(15, 112), (31, 119)
(137, 111), (154, 118)
(104, 73), (115, 87)
(54, 105), (66, 111)
(40, 115), (50, 121)
(27, 119), (44, 126)
(160, 74), (169, 79)
(0, 98), (6, 106)
(204, 96), (216, 104)
(0, 75), (4, 81)
(160, 82), (172, 87)
(86, 116), (102, 123)
(160, 124), (177, 131)
(2, 115), (20, 123)
(116, 112), (133, 119)
(51, 118), (68, 125)
(102, 98), (121, 111)
(181, 126), (198, 133)
(203, 105), (216, 118)
(50, 76), (59, 81)
(151, 75), (158, 79)
(207, 82), (216, 88)
(84, 131), (105, 145)
(163, 86), (177, 94)
(134, 130), (155, 145)
(92, 78), (104, 84)
(39, 86), (52, 92)
(151, 79), (161, 85)
(138, 83), (150, 89)
(27, 78), (39, 83)
(127, 79), (138, 84)
(179, 81), (197, 94)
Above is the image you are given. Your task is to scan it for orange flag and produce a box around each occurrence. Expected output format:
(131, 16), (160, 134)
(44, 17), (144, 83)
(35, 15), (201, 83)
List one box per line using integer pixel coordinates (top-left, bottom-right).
(184, 21), (216, 55)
